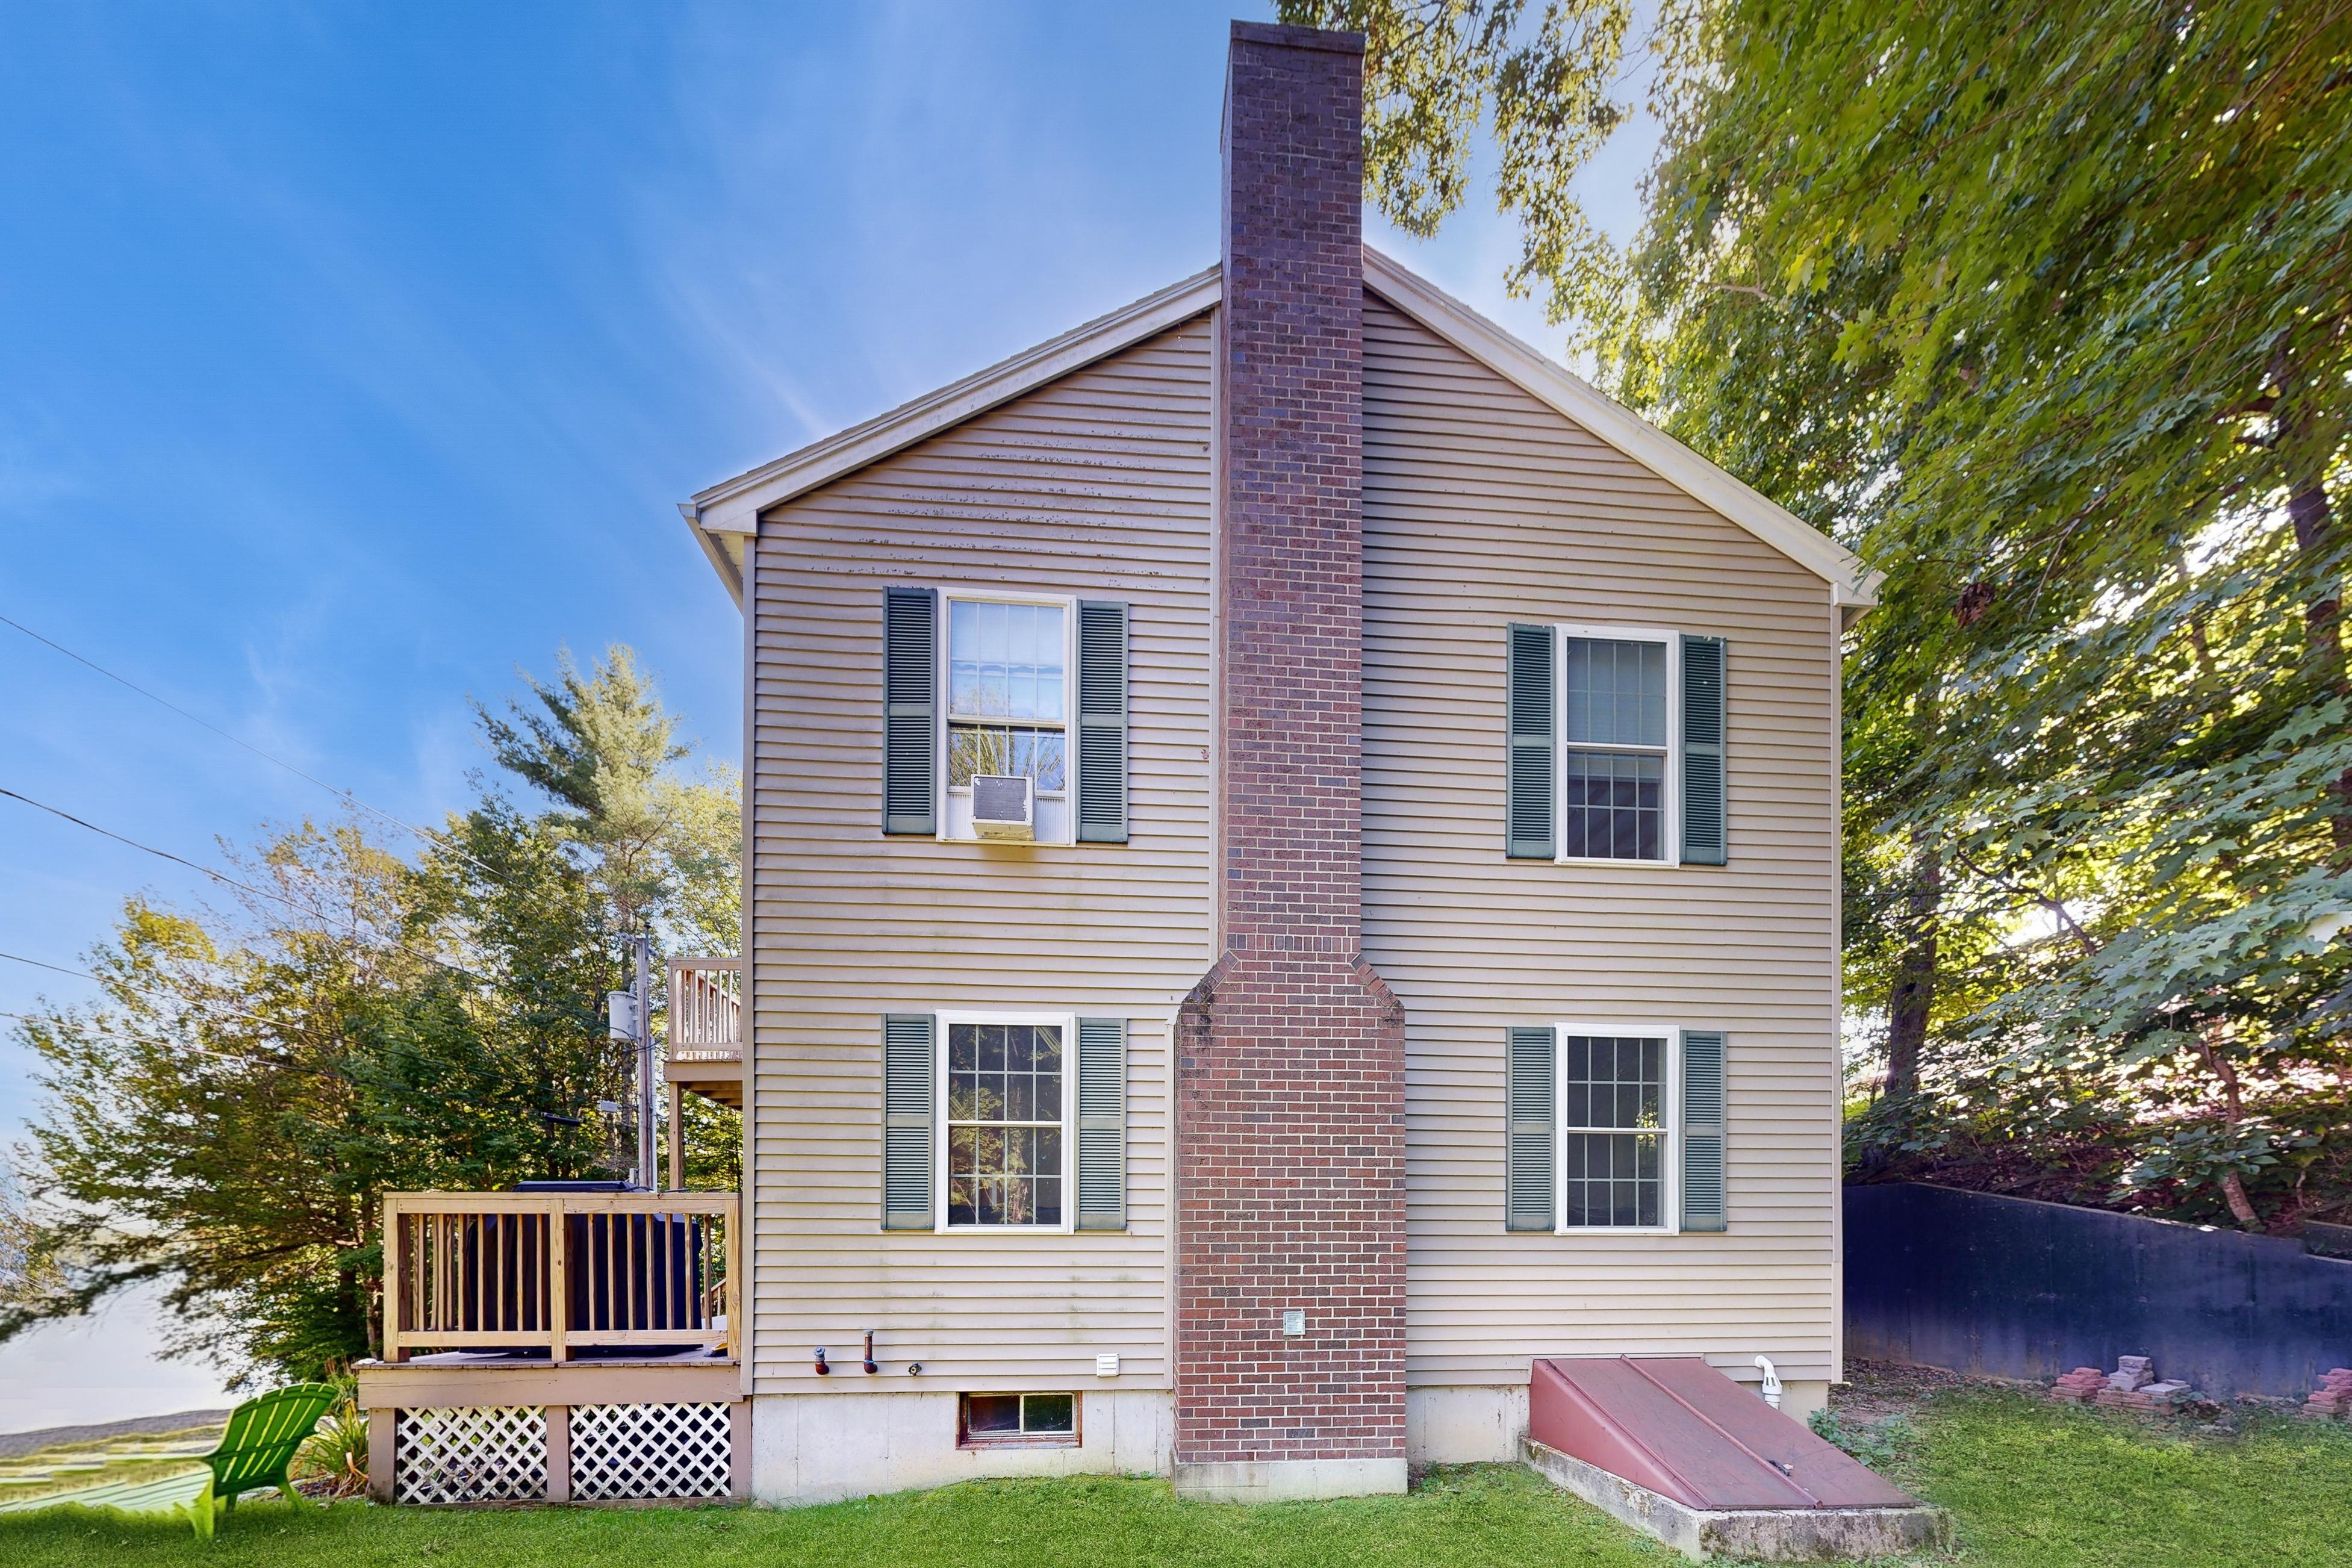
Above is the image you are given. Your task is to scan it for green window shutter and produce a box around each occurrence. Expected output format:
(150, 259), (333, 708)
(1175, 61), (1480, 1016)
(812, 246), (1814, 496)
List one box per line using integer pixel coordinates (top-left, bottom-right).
(1680, 634), (1726, 865)
(1506, 623), (1556, 859)
(882, 1014), (935, 1231)
(1076, 601), (1129, 844)
(1681, 1030), (1727, 1232)
(1075, 1017), (1127, 1230)
(1505, 1025), (1556, 1232)
(882, 588), (938, 836)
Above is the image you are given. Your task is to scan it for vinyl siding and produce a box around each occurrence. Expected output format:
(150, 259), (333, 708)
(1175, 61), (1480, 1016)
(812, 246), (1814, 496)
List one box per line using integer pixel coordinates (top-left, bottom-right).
(1360, 292), (1842, 1389)
(745, 317), (1215, 1395)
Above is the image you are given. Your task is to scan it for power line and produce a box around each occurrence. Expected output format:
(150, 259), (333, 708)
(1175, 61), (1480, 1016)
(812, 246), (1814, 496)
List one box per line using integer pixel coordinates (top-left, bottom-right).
(0, 951), (92, 983)
(0, 786), (496, 989)
(0, 610), (517, 887)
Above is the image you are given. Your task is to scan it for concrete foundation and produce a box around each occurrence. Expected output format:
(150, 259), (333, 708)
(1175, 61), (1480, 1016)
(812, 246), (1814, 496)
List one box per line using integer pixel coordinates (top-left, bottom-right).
(751, 1391), (1171, 1507)
(1407, 1386), (1526, 1463)
(1522, 1437), (1950, 1562)
(1173, 1457), (1409, 1502)
(750, 1381), (1836, 1508)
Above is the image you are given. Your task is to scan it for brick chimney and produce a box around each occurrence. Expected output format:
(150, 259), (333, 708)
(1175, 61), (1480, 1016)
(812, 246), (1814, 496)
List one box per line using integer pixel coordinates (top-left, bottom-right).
(1172, 21), (1407, 1500)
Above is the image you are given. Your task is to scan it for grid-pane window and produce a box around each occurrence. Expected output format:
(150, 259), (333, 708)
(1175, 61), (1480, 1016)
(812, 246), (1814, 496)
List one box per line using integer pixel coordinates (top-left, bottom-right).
(946, 1022), (1063, 1227)
(1563, 636), (1668, 860)
(948, 600), (1067, 792)
(1561, 1034), (1665, 1227)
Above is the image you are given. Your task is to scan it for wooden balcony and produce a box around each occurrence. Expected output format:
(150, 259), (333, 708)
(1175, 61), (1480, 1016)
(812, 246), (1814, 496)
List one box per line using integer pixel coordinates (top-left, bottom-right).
(666, 956), (741, 1102)
(359, 1190), (746, 1504)
(664, 957), (741, 1190)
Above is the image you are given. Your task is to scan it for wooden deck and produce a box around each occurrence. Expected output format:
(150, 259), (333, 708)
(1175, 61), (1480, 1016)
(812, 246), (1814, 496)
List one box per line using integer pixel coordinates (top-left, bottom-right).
(365, 1190), (747, 1504)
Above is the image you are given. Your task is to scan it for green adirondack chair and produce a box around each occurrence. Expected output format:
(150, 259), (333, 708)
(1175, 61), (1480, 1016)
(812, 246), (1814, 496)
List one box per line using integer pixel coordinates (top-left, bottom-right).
(181, 1383), (340, 1540)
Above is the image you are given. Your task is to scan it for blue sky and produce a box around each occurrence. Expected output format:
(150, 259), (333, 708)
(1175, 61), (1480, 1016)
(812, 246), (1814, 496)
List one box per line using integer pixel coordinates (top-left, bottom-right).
(0, 2), (1656, 1427)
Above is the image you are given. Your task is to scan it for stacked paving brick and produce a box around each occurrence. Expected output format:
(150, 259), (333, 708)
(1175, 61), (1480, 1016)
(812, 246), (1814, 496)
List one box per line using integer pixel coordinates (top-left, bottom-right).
(2047, 1367), (2109, 1405)
(2050, 1355), (2199, 1412)
(2301, 1368), (2352, 1421)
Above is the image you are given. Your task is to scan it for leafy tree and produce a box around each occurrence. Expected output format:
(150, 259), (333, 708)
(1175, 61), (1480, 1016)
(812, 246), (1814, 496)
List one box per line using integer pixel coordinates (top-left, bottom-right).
(477, 644), (739, 951)
(3, 645), (742, 1379)
(1287, 0), (2352, 1227)
(473, 645), (742, 1187)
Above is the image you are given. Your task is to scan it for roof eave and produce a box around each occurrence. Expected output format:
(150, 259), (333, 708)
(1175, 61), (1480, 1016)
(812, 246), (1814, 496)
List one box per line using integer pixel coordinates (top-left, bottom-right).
(677, 249), (1879, 623)
(679, 264), (1222, 542)
(1360, 246), (1878, 618)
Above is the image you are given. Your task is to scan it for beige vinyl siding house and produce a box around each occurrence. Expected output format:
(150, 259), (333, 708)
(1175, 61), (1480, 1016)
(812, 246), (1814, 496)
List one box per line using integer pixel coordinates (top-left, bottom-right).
(741, 314), (1216, 1414)
(673, 28), (1878, 1506)
(1357, 288), (1844, 1444)
(713, 273), (1856, 1494)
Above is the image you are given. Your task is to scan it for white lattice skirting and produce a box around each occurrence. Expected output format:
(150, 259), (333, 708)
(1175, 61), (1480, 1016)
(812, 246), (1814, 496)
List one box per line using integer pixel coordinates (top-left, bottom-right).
(571, 1402), (733, 1501)
(396, 1405), (548, 1504)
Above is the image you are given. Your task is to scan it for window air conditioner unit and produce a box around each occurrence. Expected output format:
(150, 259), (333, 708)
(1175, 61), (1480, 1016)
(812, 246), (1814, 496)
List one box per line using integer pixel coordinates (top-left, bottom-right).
(971, 773), (1035, 841)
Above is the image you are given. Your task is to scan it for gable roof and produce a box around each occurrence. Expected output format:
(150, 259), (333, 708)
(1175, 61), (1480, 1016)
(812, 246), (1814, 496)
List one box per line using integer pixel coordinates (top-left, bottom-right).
(681, 251), (1879, 617)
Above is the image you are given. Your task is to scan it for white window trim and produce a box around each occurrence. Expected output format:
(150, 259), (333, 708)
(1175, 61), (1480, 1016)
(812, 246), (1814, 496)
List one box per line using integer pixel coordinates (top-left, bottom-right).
(935, 588), (1081, 847)
(1554, 623), (1680, 867)
(934, 1008), (1078, 1235)
(1554, 1021), (1681, 1235)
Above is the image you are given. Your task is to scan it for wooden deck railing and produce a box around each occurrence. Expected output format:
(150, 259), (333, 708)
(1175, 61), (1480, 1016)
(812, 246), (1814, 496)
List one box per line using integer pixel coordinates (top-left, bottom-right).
(382, 1191), (738, 1363)
(667, 958), (741, 1063)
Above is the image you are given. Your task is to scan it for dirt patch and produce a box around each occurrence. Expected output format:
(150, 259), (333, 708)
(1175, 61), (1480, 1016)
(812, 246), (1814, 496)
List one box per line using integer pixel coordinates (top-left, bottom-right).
(1831, 1357), (2032, 1426)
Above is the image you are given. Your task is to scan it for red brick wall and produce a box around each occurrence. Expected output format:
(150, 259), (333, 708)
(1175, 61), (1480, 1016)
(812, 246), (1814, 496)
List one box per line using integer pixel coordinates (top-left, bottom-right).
(1174, 21), (1407, 1470)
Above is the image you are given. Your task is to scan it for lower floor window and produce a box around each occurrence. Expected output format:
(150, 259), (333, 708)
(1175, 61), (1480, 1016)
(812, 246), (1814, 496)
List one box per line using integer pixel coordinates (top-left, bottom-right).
(946, 1021), (1065, 1227)
(959, 1392), (1079, 1447)
(1562, 1033), (1666, 1227)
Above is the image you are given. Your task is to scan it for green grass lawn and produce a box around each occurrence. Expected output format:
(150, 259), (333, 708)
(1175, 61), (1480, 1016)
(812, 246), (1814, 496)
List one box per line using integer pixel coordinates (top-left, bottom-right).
(0, 1392), (2345, 1567)
(0, 1423), (220, 1508)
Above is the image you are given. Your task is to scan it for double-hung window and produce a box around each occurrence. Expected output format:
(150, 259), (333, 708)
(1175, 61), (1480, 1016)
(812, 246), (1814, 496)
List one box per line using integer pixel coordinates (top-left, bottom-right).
(880, 587), (1131, 844)
(1504, 1023), (1729, 1235)
(944, 1017), (1068, 1228)
(1505, 622), (1728, 866)
(946, 596), (1071, 842)
(1561, 1031), (1668, 1227)
(879, 1011), (1130, 1234)
(1562, 632), (1671, 862)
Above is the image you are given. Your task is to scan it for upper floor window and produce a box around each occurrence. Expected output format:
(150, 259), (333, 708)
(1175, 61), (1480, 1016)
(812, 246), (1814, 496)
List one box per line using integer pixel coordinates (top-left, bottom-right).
(947, 598), (1068, 797)
(1563, 634), (1670, 862)
(881, 585), (1130, 846)
(1505, 621), (1726, 867)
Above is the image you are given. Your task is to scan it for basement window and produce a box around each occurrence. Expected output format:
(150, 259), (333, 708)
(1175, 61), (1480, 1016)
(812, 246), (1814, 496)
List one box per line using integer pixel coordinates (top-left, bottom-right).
(958, 1392), (1080, 1448)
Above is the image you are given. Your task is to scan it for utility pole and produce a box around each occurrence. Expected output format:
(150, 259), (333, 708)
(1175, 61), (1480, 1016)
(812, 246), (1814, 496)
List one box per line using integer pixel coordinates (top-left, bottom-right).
(634, 933), (657, 1191)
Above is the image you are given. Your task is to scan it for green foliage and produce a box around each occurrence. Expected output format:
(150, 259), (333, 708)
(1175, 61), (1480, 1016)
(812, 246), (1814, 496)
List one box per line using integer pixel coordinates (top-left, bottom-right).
(291, 1395), (369, 1499)
(1806, 1407), (1918, 1472)
(1289, 0), (2352, 1229)
(2, 646), (741, 1380)
(476, 645), (740, 951)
